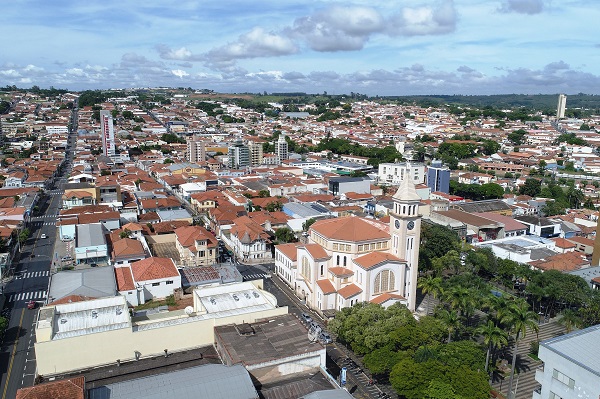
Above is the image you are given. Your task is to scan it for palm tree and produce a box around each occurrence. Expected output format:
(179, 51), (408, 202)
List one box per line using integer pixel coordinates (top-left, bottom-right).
(444, 286), (474, 319)
(558, 309), (581, 333)
(438, 308), (460, 343)
(502, 300), (539, 399)
(417, 275), (442, 315)
(475, 320), (508, 373)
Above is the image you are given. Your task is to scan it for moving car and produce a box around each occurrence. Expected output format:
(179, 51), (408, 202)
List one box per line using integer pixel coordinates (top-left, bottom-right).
(27, 300), (36, 309)
(40, 233), (47, 239)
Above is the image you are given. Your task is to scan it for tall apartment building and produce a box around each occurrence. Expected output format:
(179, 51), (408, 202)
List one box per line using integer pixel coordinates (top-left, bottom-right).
(228, 139), (250, 169)
(187, 138), (206, 163)
(378, 162), (426, 185)
(100, 110), (115, 157)
(247, 139), (263, 166)
(276, 133), (288, 164)
(426, 160), (451, 194)
(557, 94), (567, 119)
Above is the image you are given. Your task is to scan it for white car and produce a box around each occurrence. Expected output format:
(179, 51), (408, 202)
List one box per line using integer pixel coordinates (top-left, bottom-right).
(40, 234), (47, 239)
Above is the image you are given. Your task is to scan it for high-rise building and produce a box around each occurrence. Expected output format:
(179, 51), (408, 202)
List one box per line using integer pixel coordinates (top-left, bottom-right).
(247, 139), (264, 166)
(557, 94), (567, 119)
(228, 139), (250, 169)
(276, 133), (288, 164)
(187, 138), (206, 163)
(100, 110), (115, 157)
(426, 160), (451, 193)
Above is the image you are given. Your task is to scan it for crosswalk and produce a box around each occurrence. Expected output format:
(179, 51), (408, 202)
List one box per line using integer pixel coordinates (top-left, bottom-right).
(31, 214), (58, 220)
(8, 291), (47, 302)
(47, 190), (64, 195)
(31, 221), (56, 226)
(243, 273), (271, 281)
(15, 271), (50, 279)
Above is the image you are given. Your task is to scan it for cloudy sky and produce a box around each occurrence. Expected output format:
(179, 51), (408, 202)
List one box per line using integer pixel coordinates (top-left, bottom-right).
(1, 0), (599, 95)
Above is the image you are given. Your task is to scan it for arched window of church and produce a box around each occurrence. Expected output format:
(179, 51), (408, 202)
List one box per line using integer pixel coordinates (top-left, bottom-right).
(343, 256), (347, 267)
(373, 270), (396, 294)
(403, 205), (406, 214)
(302, 257), (310, 281)
(320, 264), (324, 276)
(336, 255), (340, 266)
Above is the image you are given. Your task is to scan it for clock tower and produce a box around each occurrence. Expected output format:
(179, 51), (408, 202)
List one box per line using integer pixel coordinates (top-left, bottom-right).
(389, 167), (422, 311)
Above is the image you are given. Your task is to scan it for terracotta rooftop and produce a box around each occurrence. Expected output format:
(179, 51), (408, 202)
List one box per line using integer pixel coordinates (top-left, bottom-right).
(353, 251), (405, 270)
(551, 237), (577, 249)
(337, 283), (362, 299)
(370, 293), (405, 305)
(301, 244), (330, 260)
(316, 279), (336, 294)
(16, 376), (85, 399)
(328, 267), (354, 277)
(131, 257), (178, 281)
(311, 216), (389, 242)
(115, 266), (135, 291)
(276, 242), (300, 261)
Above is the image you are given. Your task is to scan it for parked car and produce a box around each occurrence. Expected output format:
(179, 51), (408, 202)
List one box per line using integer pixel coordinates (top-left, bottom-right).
(319, 332), (332, 344)
(301, 313), (313, 324)
(40, 234), (47, 239)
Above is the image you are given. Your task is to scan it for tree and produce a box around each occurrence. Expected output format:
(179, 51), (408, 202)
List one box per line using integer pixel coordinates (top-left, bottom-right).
(0, 316), (7, 337)
(519, 178), (541, 197)
(437, 308), (460, 342)
(558, 308), (581, 333)
(18, 228), (30, 245)
(418, 275), (442, 315)
(502, 300), (539, 399)
(258, 189), (270, 198)
(265, 201), (283, 212)
(274, 227), (296, 243)
(119, 229), (131, 239)
(419, 224), (461, 272)
(475, 320), (508, 373)
(163, 158), (174, 164)
(302, 218), (317, 232)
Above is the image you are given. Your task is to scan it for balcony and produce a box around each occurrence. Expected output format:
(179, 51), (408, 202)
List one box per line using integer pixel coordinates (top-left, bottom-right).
(532, 386), (542, 399)
(535, 365), (544, 384)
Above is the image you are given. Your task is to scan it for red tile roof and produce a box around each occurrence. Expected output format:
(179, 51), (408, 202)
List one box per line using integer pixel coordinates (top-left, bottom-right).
(302, 244), (330, 260)
(131, 257), (178, 281)
(16, 376), (85, 399)
(115, 267), (135, 291)
(353, 252), (405, 270)
(276, 243), (300, 261)
(370, 293), (405, 305)
(337, 283), (362, 299)
(316, 279), (336, 294)
(328, 267), (354, 277)
(311, 216), (389, 242)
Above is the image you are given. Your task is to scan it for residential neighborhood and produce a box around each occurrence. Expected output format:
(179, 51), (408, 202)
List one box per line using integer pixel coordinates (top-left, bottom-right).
(1, 88), (600, 399)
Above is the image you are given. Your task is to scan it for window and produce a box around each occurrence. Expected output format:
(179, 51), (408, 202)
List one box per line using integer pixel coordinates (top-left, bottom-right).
(320, 264), (324, 276)
(343, 256), (347, 267)
(336, 255), (340, 266)
(374, 270), (395, 294)
(333, 243), (339, 251)
(166, 280), (174, 285)
(152, 282), (160, 287)
(552, 369), (575, 388)
(549, 392), (563, 399)
(301, 257), (310, 281)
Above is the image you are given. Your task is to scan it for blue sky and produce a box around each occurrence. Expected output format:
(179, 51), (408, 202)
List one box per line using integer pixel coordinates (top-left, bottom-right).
(1, 0), (599, 95)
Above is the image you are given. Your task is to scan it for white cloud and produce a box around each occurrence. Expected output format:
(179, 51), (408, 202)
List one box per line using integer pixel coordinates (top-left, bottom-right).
(0, 69), (21, 77)
(387, 0), (457, 36)
(171, 69), (189, 79)
(156, 44), (194, 61)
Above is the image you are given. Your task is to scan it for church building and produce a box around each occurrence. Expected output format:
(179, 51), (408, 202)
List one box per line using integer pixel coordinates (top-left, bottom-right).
(274, 174), (422, 313)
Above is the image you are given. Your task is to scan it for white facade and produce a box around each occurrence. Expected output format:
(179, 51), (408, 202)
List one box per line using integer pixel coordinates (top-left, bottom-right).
(276, 133), (288, 164)
(275, 171), (422, 313)
(100, 110), (116, 157)
(377, 162), (426, 185)
(534, 325), (600, 399)
(556, 94), (567, 119)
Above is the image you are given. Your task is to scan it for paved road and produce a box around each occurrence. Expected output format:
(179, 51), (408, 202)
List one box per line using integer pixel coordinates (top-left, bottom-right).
(0, 106), (76, 399)
(236, 261), (386, 399)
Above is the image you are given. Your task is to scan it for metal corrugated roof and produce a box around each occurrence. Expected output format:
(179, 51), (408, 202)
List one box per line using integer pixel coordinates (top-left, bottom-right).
(541, 324), (600, 377)
(88, 364), (258, 399)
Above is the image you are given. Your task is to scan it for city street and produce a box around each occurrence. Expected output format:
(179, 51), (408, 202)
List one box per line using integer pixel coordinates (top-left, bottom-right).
(0, 107), (76, 399)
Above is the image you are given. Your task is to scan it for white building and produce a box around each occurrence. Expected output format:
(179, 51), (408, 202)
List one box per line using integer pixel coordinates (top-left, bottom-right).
(276, 133), (288, 164)
(534, 324), (600, 399)
(377, 162), (426, 185)
(34, 281), (287, 376)
(115, 257), (181, 306)
(557, 93), (567, 119)
(275, 173), (422, 313)
(100, 110), (116, 157)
